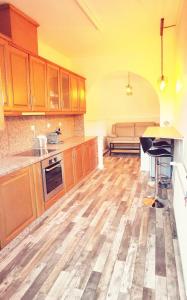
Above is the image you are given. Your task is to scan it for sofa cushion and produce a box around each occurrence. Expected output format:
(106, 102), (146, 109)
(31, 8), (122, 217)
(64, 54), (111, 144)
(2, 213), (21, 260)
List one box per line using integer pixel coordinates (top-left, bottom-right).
(134, 122), (156, 137)
(108, 136), (140, 143)
(112, 123), (134, 137)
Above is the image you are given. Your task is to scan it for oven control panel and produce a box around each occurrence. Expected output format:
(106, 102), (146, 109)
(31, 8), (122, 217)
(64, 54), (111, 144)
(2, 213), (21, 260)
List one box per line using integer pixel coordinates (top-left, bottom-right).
(49, 157), (58, 165)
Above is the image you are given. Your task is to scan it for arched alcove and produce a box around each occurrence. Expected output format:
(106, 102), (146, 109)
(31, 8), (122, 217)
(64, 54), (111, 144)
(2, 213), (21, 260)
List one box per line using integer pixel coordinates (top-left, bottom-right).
(85, 70), (160, 136)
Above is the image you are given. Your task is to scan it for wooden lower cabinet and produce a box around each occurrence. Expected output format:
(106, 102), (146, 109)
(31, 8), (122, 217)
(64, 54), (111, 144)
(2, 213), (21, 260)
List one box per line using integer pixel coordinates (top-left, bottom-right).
(63, 145), (84, 192)
(89, 138), (98, 171)
(63, 138), (98, 192)
(0, 139), (97, 249)
(32, 162), (45, 216)
(63, 148), (75, 192)
(82, 141), (90, 176)
(74, 145), (84, 183)
(0, 166), (37, 248)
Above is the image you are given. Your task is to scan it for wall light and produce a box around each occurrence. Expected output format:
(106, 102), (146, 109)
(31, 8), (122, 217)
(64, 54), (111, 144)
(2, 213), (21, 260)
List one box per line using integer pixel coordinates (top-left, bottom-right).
(158, 18), (176, 92)
(126, 72), (133, 96)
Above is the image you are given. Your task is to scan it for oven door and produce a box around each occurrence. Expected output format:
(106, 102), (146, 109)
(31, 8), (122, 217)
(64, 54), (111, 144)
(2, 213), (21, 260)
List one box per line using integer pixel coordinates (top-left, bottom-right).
(42, 160), (64, 201)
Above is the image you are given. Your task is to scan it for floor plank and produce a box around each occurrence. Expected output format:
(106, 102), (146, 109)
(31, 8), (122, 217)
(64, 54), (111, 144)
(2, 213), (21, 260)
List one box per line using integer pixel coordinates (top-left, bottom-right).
(0, 156), (186, 300)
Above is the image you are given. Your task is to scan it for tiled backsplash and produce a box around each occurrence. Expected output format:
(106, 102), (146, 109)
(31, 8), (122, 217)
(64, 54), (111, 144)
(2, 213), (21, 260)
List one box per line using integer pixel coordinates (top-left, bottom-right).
(0, 115), (84, 158)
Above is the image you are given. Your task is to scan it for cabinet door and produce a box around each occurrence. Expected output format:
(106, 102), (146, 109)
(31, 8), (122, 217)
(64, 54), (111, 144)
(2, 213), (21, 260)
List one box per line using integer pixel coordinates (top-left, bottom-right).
(30, 56), (47, 111)
(63, 148), (75, 192)
(32, 163), (44, 216)
(78, 78), (86, 112)
(0, 166), (36, 248)
(74, 145), (84, 183)
(70, 74), (79, 111)
(82, 142), (90, 176)
(0, 38), (7, 128)
(60, 69), (71, 111)
(8, 46), (30, 111)
(47, 64), (60, 111)
(89, 139), (98, 171)
(0, 38), (8, 107)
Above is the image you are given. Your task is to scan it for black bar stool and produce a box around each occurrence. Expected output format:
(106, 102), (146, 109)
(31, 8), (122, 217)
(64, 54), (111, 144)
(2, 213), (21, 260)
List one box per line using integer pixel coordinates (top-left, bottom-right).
(140, 137), (172, 208)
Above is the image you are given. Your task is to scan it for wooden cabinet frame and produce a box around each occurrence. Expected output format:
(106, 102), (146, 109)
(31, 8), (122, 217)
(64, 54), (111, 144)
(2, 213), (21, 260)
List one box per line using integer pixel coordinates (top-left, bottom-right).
(29, 55), (47, 111)
(47, 63), (61, 111)
(1, 36), (86, 115)
(7, 46), (31, 111)
(0, 37), (10, 111)
(0, 166), (37, 247)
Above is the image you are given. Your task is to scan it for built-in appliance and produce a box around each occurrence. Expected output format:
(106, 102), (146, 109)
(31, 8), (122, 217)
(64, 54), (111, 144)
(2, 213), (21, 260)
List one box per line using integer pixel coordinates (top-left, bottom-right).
(41, 153), (64, 201)
(15, 148), (56, 157)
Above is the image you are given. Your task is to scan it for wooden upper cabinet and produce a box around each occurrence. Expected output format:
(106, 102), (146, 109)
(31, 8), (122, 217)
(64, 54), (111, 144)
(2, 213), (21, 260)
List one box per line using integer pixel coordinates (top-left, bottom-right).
(60, 69), (71, 111)
(0, 37), (7, 127)
(0, 4), (39, 54)
(0, 166), (36, 248)
(30, 56), (47, 111)
(78, 78), (86, 112)
(7, 46), (30, 111)
(0, 38), (8, 106)
(47, 64), (60, 111)
(70, 74), (79, 111)
(70, 75), (86, 113)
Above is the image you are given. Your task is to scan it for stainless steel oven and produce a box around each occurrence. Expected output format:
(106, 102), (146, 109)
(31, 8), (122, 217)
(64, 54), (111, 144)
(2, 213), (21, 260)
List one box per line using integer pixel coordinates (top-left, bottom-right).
(41, 153), (64, 201)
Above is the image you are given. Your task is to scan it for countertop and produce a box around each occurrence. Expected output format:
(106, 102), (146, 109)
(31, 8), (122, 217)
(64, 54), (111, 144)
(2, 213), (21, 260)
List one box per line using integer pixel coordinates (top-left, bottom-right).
(143, 126), (183, 139)
(0, 136), (96, 177)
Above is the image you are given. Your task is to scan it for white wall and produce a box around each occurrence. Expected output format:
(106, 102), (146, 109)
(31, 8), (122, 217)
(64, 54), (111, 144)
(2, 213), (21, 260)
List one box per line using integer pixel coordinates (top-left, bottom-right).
(171, 0), (187, 294)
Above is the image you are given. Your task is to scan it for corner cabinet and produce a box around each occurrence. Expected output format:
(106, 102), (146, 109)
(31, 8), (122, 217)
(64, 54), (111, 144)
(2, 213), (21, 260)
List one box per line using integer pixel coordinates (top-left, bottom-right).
(0, 37), (7, 128)
(0, 166), (37, 248)
(7, 46), (30, 111)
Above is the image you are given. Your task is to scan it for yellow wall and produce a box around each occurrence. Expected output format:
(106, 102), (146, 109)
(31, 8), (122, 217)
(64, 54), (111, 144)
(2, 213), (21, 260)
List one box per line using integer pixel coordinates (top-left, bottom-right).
(71, 30), (176, 135)
(38, 39), (72, 69)
(37, 21), (177, 137)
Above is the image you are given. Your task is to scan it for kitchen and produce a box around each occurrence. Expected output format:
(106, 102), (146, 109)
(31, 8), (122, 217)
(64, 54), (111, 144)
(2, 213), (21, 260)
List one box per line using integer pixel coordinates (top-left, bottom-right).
(0, 0), (187, 299)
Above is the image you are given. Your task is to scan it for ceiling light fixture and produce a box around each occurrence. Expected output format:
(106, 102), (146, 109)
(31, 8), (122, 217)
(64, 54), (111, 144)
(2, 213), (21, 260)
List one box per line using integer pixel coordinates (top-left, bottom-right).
(158, 18), (176, 91)
(126, 72), (133, 96)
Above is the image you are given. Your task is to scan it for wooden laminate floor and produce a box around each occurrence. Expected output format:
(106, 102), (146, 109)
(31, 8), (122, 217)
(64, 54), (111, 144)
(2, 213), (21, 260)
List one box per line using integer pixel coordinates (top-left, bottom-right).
(0, 156), (186, 300)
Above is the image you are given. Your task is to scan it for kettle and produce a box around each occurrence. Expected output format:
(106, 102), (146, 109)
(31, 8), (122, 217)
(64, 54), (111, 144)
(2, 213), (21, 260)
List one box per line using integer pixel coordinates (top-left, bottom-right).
(33, 135), (47, 149)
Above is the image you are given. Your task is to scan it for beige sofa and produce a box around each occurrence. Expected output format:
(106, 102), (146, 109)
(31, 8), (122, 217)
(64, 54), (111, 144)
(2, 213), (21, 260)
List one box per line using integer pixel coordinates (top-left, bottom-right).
(107, 122), (157, 155)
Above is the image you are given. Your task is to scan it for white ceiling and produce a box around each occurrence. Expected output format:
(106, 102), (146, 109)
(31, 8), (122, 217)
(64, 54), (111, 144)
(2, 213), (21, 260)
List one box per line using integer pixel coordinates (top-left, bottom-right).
(0, 0), (182, 57)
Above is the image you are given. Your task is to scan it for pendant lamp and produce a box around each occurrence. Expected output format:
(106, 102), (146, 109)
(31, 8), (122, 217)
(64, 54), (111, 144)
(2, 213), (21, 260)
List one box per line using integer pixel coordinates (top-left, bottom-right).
(158, 18), (176, 91)
(158, 18), (167, 91)
(126, 72), (133, 96)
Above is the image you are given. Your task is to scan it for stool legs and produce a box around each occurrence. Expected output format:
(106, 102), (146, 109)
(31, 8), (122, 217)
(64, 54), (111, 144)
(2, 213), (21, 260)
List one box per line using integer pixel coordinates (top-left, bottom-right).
(152, 157), (164, 208)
